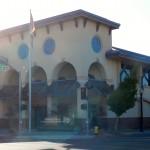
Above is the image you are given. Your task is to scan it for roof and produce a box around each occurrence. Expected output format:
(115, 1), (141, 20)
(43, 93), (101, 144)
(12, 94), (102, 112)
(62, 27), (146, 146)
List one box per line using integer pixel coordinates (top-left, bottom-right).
(105, 47), (150, 65)
(47, 79), (78, 96)
(0, 79), (112, 99)
(0, 9), (120, 37)
(22, 79), (78, 97)
(0, 79), (78, 99)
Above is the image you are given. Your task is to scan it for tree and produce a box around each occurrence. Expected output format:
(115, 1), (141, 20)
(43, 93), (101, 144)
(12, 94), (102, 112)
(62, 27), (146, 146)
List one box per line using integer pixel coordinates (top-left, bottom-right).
(107, 67), (138, 133)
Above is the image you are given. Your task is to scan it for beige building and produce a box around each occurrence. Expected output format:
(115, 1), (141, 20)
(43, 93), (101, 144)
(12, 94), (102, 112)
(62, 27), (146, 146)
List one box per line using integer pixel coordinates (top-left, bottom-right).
(0, 10), (149, 132)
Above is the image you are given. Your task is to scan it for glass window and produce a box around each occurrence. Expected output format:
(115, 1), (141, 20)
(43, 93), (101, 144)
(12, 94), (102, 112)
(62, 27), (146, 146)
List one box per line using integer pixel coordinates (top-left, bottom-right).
(43, 38), (55, 55)
(142, 73), (149, 86)
(120, 69), (130, 81)
(120, 64), (131, 82)
(91, 36), (101, 53)
(142, 68), (150, 86)
(18, 44), (29, 59)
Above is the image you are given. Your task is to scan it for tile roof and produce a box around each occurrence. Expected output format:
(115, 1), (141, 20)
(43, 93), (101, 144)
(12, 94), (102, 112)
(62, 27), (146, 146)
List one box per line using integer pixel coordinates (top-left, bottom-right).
(0, 9), (120, 37)
(105, 47), (150, 65)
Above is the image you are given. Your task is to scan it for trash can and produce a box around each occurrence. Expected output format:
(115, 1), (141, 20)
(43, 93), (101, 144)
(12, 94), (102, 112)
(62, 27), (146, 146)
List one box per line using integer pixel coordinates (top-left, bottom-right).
(94, 126), (99, 135)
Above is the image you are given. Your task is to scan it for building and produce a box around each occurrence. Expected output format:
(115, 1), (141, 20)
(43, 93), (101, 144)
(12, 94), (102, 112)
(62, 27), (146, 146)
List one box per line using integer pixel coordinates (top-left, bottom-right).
(0, 10), (149, 132)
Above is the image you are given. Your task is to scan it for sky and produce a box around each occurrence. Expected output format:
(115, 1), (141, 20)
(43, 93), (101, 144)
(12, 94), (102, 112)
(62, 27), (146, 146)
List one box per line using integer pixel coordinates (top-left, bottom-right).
(0, 0), (150, 56)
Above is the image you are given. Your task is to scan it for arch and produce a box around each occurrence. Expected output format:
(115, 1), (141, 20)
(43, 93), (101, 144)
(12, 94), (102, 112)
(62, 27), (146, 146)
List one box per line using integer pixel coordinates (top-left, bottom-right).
(88, 62), (106, 80)
(49, 62), (77, 129)
(88, 62), (107, 127)
(26, 66), (47, 82)
(4, 69), (19, 85)
(52, 62), (76, 80)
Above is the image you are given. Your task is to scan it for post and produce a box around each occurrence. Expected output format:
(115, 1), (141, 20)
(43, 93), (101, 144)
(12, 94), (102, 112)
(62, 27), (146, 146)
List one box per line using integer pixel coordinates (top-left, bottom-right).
(18, 71), (22, 133)
(28, 30), (32, 134)
(29, 10), (32, 134)
(28, 10), (35, 134)
(140, 91), (143, 132)
(86, 90), (89, 135)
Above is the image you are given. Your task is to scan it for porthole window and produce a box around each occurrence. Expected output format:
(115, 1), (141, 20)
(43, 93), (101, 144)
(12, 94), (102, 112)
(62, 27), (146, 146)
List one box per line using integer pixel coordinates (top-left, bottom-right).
(18, 44), (29, 59)
(91, 36), (101, 53)
(43, 38), (55, 55)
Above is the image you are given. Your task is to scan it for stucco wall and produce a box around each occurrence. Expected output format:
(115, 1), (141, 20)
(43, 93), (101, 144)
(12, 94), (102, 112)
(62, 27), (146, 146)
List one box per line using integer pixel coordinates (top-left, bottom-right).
(0, 15), (149, 123)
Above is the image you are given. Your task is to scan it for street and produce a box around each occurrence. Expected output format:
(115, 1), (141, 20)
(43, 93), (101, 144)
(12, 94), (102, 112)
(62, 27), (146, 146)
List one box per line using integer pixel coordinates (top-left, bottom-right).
(0, 136), (149, 150)
(65, 137), (150, 150)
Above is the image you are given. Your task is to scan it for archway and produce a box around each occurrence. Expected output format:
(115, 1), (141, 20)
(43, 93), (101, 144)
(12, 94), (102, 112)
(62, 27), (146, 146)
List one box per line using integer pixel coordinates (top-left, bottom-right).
(88, 62), (107, 128)
(23, 66), (47, 129)
(2, 69), (19, 130)
(47, 62), (77, 130)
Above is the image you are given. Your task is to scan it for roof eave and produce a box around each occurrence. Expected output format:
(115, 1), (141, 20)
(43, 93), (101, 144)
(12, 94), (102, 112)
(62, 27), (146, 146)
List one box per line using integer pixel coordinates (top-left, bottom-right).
(0, 9), (120, 37)
(106, 47), (150, 65)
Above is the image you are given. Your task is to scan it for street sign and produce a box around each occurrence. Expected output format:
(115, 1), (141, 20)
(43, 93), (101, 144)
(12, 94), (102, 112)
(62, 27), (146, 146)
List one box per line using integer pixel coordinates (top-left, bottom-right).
(0, 65), (7, 71)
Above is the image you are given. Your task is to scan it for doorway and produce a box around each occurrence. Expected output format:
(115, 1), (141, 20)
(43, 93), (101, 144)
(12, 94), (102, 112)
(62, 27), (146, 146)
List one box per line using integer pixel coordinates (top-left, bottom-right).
(33, 106), (47, 129)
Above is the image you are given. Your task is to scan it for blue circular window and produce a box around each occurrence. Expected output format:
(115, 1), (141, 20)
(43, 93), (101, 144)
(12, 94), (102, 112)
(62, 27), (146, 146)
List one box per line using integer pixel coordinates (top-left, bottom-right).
(18, 44), (29, 59)
(43, 39), (55, 55)
(91, 36), (101, 53)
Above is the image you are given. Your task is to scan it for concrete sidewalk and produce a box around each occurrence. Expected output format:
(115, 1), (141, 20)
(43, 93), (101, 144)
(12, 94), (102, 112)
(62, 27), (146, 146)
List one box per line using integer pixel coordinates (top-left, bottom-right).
(0, 129), (150, 143)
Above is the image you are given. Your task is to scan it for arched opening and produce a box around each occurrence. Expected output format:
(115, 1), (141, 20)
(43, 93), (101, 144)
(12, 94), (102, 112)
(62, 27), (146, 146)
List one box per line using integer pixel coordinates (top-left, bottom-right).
(23, 66), (47, 129)
(88, 62), (109, 129)
(46, 62), (77, 131)
(1, 69), (19, 131)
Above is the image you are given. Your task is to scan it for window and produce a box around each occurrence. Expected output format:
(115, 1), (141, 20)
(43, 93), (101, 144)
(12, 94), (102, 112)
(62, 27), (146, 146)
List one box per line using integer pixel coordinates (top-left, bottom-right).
(120, 64), (132, 82)
(43, 38), (55, 55)
(18, 44), (29, 59)
(142, 68), (150, 86)
(91, 36), (101, 53)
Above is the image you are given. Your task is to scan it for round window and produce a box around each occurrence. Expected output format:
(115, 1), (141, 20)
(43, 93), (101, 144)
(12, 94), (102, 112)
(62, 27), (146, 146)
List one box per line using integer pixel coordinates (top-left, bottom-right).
(43, 39), (55, 55)
(91, 36), (101, 53)
(18, 44), (29, 59)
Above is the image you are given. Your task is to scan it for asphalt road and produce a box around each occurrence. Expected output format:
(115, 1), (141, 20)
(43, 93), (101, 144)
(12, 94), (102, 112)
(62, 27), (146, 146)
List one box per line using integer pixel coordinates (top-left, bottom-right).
(0, 136), (149, 150)
(65, 137), (150, 150)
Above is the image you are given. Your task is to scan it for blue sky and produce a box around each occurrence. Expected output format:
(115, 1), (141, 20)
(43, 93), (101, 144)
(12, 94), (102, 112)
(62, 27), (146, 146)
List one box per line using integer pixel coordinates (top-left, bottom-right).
(0, 0), (150, 55)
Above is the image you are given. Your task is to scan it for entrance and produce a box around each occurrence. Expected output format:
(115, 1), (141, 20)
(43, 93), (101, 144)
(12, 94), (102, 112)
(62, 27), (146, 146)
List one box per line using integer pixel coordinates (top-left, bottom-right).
(33, 106), (47, 129)
(89, 104), (98, 127)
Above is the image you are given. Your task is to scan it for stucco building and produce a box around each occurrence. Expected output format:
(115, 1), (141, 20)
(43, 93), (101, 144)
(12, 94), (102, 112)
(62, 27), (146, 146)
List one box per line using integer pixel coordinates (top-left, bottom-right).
(0, 10), (149, 132)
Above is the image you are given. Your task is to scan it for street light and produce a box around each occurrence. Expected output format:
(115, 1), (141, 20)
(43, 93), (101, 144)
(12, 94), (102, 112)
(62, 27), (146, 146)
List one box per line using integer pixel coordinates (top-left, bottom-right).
(139, 87), (144, 132)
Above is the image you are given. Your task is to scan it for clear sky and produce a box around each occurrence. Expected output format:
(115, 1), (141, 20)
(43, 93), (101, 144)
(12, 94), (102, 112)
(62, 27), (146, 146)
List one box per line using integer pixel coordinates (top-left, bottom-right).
(0, 0), (150, 55)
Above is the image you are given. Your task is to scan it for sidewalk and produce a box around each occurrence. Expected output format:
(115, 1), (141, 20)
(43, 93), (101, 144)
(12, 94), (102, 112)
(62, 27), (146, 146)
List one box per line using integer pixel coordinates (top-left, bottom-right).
(0, 129), (150, 142)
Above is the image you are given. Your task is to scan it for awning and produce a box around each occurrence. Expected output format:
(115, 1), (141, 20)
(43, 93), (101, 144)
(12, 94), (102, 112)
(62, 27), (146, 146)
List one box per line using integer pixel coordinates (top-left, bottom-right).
(47, 79), (78, 96)
(22, 79), (78, 97)
(86, 79), (113, 96)
(32, 82), (48, 96)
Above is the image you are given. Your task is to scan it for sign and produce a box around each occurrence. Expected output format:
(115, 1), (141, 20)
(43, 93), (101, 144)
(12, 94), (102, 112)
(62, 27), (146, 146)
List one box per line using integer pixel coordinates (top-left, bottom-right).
(0, 65), (7, 71)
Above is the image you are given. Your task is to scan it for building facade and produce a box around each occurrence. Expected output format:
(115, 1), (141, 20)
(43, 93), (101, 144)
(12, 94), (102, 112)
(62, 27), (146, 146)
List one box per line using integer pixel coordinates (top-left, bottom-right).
(0, 10), (149, 132)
